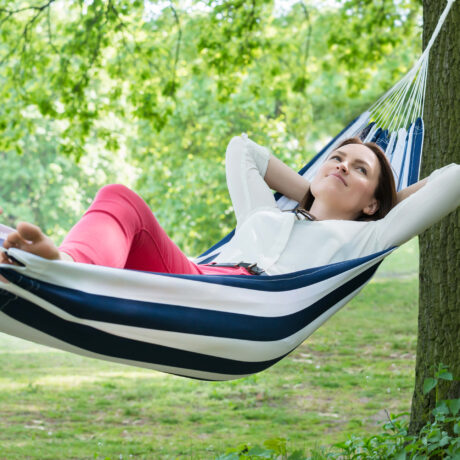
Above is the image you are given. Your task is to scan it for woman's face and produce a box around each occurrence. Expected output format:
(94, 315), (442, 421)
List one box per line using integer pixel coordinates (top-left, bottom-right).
(310, 143), (381, 219)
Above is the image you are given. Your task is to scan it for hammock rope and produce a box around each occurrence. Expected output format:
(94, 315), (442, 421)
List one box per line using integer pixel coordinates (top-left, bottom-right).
(370, 0), (455, 131)
(0, 1), (455, 381)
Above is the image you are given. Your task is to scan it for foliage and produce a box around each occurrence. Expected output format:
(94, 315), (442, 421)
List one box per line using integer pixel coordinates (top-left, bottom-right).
(0, 116), (138, 243)
(216, 437), (304, 460)
(216, 365), (460, 460)
(0, 0), (421, 146)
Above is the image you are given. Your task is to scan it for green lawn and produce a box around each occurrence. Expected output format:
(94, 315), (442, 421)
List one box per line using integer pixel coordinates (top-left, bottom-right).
(0, 240), (420, 459)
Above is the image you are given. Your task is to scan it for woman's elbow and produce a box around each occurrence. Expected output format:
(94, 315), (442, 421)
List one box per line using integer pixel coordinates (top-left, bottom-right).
(226, 136), (246, 154)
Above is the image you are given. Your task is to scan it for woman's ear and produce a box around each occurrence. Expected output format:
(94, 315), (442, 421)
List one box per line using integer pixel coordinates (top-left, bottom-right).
(363, 199), (379, 216)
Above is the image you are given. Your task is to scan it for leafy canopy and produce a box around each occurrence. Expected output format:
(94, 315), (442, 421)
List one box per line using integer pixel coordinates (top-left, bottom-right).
(0, 0), (421, 254)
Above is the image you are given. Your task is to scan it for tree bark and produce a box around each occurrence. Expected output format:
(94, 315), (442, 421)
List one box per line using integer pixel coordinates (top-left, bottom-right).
(409, 0), (460, 435)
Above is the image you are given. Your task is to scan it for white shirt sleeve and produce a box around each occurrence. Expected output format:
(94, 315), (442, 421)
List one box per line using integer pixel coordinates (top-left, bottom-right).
(371, 163), (460, 249)
(225, 135), (279, 229)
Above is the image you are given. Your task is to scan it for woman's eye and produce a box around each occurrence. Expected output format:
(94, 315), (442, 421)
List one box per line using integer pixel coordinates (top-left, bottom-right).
(330, 155), (340, 161)
(358, 167), (367, 175)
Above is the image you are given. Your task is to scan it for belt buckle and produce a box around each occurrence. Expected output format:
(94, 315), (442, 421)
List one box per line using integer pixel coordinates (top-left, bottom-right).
(246, 263), (264, 276)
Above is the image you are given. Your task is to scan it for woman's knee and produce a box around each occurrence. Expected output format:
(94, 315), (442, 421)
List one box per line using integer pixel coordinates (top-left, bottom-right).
(97, 184), (134, 200)
(95, 184), (149, 208)
(93, 184), (153, 225)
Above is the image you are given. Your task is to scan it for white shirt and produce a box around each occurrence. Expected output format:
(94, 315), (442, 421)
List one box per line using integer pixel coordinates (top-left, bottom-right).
(212, 135), (460, 275)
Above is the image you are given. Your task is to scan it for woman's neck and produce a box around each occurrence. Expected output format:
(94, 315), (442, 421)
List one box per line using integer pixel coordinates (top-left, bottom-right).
(309, 200), (355, 221)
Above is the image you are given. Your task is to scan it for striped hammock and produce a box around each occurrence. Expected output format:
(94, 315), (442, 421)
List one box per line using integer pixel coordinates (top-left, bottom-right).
(0, 1), (454, 381)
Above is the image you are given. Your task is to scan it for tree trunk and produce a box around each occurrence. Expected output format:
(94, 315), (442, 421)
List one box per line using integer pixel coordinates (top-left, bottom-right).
(409, 0), (460, 435)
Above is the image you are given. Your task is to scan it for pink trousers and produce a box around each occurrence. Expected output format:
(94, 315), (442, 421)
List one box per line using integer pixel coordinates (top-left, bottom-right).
(59, 184), (252, 276)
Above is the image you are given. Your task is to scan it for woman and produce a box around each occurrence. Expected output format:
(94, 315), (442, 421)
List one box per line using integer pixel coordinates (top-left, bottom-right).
(1, 135), (459, 276)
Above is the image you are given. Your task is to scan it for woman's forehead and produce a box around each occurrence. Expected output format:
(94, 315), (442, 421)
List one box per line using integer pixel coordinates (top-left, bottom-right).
(332, 144), (379, 164)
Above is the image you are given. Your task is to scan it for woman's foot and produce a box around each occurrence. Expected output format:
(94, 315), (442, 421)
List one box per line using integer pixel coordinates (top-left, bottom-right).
(1, 222), (66, 264)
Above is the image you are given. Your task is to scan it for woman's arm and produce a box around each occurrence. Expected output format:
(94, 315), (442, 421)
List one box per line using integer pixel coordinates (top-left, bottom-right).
(396, 178), (428, 204)
(225, 136), (279, 227)
(225, 136), (310, 227)
(373, 163), (460, 249)
(395, 163), (460, 204)
(264, 155), (310, 203)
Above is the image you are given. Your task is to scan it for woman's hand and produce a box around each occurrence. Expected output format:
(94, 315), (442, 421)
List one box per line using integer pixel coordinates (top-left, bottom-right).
(396, 178), (428, 205)
(264, 155), (310, 203)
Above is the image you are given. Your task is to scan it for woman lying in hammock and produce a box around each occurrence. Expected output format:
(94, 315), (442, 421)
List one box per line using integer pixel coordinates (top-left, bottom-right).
(1, 135), (459, 276)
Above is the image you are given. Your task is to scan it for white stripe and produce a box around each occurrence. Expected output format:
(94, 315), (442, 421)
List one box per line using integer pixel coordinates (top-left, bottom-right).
(2, 248), (390, 318)
(390, 128), (408, 191)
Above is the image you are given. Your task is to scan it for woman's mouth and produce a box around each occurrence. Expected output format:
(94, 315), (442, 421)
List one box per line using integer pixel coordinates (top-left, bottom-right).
(329, 173), (347, 186)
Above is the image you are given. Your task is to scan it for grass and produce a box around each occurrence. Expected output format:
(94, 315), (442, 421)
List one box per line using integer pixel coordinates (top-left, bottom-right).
(0, 240), (420, 459)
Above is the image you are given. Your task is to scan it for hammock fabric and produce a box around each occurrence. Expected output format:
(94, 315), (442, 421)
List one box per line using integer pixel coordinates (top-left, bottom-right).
(0, 0), (454, 381)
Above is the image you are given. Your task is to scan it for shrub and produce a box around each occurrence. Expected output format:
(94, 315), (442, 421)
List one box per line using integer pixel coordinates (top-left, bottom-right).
(215, 364), (460, 460)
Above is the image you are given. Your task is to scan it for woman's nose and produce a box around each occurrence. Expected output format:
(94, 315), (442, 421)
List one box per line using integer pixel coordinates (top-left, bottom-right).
(336, 162), (348, 173)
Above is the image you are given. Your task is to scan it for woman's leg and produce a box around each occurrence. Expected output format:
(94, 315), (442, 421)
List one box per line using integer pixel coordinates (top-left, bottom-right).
(3, 184), (253, 276)
(59, 184), (203, 274)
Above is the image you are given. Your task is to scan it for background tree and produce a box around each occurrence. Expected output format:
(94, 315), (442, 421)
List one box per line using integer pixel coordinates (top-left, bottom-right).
(409, 0), (460, 434)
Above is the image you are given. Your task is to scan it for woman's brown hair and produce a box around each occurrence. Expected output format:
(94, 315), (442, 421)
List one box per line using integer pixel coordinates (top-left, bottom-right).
(298, 137), (397, 221)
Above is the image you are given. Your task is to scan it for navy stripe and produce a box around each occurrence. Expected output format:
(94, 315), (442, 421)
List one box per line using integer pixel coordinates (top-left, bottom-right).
(0, 293), (287, 379)
(197, 253), (221, 265)
(408, 118), (423, 186)
(0, 262), (381, 341)
(397, 123), (412, 190)
(370, 127), (383, 144)
(0, 247), (393, 294)
(360, 122), (375, 141)
(161, 247), (392, 291)
(376, 129), (390, 152)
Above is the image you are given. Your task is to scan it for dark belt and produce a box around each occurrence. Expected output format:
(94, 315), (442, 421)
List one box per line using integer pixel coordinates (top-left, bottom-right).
(206, 262), (266, 276)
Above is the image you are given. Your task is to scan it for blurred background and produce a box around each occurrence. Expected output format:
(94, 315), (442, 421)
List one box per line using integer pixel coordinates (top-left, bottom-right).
(0, 0), (422, 258)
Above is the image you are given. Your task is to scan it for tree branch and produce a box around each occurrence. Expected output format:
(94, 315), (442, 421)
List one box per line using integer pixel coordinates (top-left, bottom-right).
(0, 0), (56, 16)
(299, 2), (312, 71)
(72, 2), (109, 94)
(46, 5), (59, 55)
(169, 2), (182, 98)
(0, 0), (57, 65)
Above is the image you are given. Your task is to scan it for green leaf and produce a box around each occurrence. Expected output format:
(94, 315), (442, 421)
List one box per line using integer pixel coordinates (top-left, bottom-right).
(439, 435), (450, 447)
(263, 437), (287, 455)
(292, 76), (309, 93)
(423, 377), (437, 395)
(427, 444), (441, 453)
(427, 427), (441, 441)
(438, 371), (453, 381)
(247, 445), (273, 458)
(434, 401), (450, 415)
(447, 398), (460, 416)
(287, 451), (306, 460)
